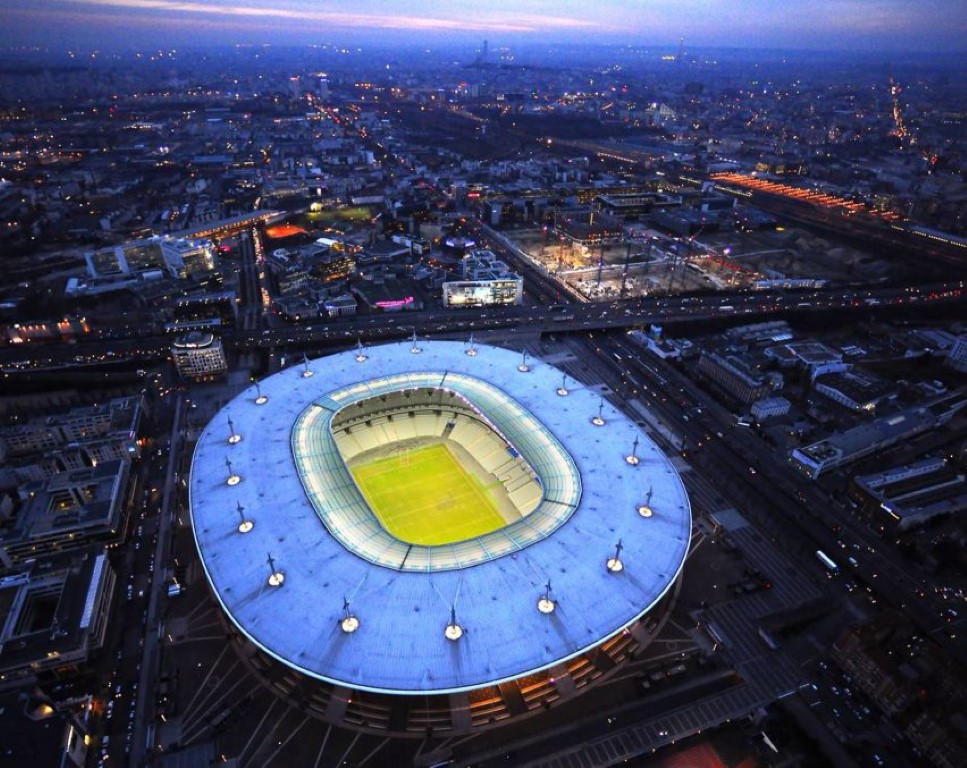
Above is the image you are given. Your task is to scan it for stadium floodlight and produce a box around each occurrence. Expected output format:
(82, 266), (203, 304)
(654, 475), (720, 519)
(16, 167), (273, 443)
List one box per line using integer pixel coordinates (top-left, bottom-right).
(606, 539), (624, 573)
(638, 486), (654, 518)
(340, 597), (360, 633)
(466, 332), (477, 357)
(591, 399), (606, 426)
(625, 436), (641, 466)
(517, 350), (530, 373)
(537, 580), (556, 614)
(266, 552), (285, 587)
(301, 354), (314, 378)
(225, 456), (241, 486)
(355, 338), (368, 363)
(253, 379), (268, 405)
(444, 606), (464, 641)
(557, 373), (569, 396)
(236, 500), (253, 533)
(227, 416), (241, 444)
(410, 329), (422, 354)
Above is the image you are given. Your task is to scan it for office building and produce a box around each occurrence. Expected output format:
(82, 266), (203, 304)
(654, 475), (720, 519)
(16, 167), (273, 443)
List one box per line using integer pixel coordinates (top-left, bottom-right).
(171, 331), (228, 380)
(85, 236), (214, 280)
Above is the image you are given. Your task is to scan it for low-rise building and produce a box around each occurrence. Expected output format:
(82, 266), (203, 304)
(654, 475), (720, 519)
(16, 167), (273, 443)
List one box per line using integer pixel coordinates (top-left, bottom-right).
(765, 340), (842, 375)
(0, 686), (94, 768)
(904, 710), (967, 768)
(813, 368), (897, 413)
(751, 396), (791, 421)
(832, 619), (917, 717)
(0, 396), (143, 465)
(947, 335), (967, 372)
(852, 457), (967, 532)
(790, 393), (966, 479)
(85, 235), (214, 280)
(697, 351), (774, 404)
(351, 278), (421, 312)
(171, 331), (228, 379)
(0, 547), (115, 683)
(323, 294), (358, 318)
(0, 460), (129, 565)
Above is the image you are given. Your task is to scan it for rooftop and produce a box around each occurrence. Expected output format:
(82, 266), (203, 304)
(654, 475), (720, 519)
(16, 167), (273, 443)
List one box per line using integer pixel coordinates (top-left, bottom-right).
(189, 340), (691, 695)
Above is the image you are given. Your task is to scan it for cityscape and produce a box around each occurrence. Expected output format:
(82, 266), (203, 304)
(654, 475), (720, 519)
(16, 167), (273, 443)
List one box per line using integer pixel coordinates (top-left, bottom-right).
(0, 5), (966, 768)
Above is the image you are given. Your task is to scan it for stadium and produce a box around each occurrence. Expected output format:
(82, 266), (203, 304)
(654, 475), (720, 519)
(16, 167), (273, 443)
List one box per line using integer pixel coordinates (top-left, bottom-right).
(188, 339), (691, 734)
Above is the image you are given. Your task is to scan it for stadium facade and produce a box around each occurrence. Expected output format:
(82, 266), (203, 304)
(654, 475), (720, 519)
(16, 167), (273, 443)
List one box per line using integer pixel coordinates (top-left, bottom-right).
(189, 340), (691, 734)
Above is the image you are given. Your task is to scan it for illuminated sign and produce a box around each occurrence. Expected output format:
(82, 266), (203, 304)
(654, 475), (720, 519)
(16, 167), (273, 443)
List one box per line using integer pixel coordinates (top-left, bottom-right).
(375, 296), (415, 309)
(443, 279), (523, 307)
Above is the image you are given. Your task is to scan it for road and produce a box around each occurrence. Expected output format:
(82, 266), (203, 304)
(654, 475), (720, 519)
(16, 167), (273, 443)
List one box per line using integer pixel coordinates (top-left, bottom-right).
(587, 331), (967, 667)
(3, 278), (963, 376)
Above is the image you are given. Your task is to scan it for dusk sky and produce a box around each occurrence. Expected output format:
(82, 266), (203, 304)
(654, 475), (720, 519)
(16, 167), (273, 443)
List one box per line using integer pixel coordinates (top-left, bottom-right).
(2, 0), (965, 54)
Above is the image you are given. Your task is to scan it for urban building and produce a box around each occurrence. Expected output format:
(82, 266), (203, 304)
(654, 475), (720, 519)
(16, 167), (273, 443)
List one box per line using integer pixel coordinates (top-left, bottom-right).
(173, 291), (238, 327)
(0, 687), (94, 768)
(322, 294), (358, 318)
(351, 279), (421, 312)
(790, 393), (966, 479)
(697, 351), (775, 404)
(0, 546), (115, 681)
(2, 315), (91, 346)
(812, 368), (897, 413)
(171, 331), (228, 379)
(309, 249), (356, 282)
(851, 457), (967, 532)
(0, 459), (129, 565)
(775, 341), (843, 375)
(904, 711), (967, 768)
(594, 193), (662, 217)
(832, 619), (918, 717)
(0, 396), (143, 466)
(85, 235), (214, 280)
(947, 335), (967, 372)
(750, 396), (791, 421)
(727, 321), (795, 346)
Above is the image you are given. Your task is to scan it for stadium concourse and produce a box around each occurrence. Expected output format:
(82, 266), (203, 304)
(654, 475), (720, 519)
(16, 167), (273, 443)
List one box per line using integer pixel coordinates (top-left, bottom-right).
(188, 339), (691, 734)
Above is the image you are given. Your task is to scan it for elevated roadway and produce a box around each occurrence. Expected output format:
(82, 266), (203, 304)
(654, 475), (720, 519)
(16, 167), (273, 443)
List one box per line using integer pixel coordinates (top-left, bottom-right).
(0, 281), (964, 372)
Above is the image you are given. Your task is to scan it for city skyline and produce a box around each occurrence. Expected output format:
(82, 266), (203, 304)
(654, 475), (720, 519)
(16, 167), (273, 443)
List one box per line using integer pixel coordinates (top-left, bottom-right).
(1, 0), (966, 54)
(0, 5), (965, 764)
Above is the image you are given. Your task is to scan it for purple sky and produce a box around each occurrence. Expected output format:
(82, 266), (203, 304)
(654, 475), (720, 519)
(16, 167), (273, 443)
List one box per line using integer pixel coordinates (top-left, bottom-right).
(2, 0), (965, 52)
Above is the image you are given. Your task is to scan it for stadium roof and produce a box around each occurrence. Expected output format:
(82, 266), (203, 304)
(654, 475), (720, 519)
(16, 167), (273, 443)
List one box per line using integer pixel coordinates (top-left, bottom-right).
(189, 340), (691, 695)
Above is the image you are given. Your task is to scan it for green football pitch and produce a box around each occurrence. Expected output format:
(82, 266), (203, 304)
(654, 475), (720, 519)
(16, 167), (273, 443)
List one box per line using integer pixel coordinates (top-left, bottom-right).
(351, 443), (506, 545)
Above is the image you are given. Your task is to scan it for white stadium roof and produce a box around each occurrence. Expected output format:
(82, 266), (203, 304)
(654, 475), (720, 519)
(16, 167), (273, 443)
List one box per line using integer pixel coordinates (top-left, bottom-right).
(189, 339), (691, 695)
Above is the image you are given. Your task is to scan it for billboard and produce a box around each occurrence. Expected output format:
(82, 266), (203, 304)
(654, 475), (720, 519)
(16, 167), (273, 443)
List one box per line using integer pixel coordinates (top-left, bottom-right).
(443, 279), (523, 307)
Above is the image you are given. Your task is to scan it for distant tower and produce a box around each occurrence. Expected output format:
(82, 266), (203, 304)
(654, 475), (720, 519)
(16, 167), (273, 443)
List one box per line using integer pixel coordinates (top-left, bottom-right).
(677, 37), (685, 62)
(888, 77), (908, 142)
(482, 39), (489, 64)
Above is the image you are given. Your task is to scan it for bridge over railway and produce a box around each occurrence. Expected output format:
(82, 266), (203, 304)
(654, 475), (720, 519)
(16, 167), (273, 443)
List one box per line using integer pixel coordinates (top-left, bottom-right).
(0, 281), (964, 373)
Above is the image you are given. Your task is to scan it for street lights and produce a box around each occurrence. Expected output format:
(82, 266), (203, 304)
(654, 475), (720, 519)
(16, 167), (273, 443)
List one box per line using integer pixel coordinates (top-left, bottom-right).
(266, 553), (285, 587)
(626, 436), (641, 466)
(236, 501), (253, 533)
(606, 540), (624, 573)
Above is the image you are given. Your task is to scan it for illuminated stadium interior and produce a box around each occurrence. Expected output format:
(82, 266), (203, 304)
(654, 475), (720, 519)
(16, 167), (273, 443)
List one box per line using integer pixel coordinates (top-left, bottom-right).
(189, 340), (691, 733)
(292, 373), (580, 569)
